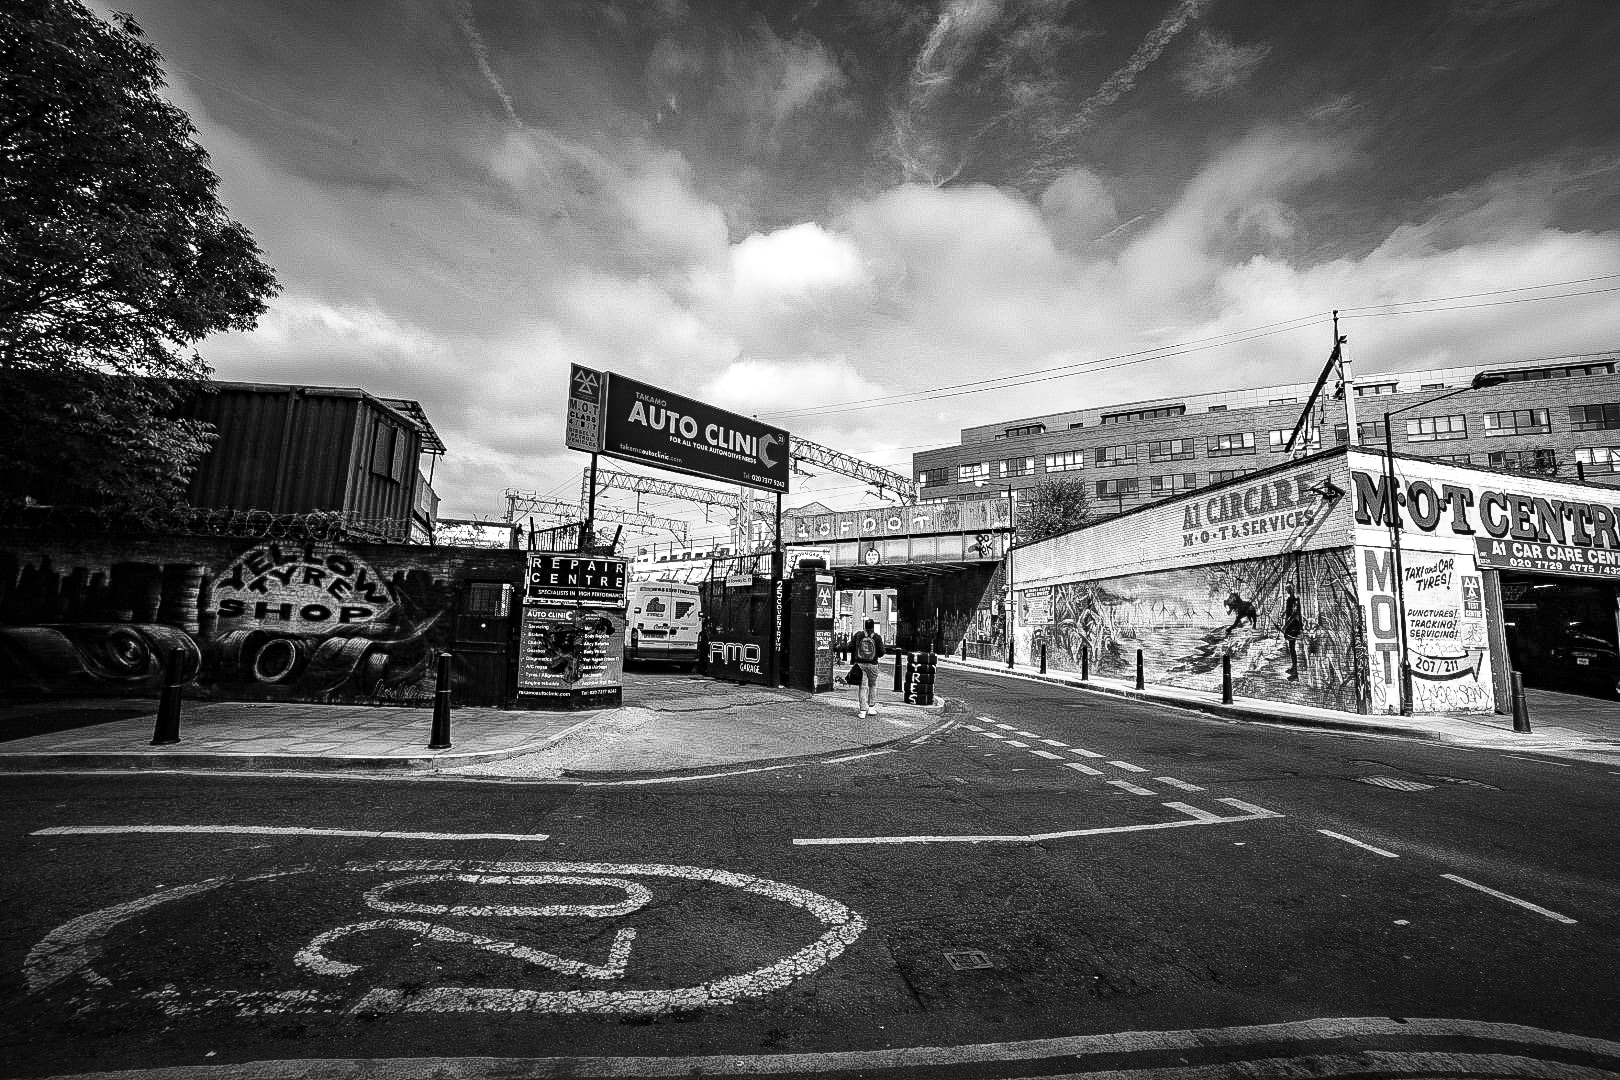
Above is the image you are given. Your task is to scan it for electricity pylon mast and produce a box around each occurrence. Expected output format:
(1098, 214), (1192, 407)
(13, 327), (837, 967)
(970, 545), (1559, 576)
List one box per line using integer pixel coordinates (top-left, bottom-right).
(788, 435), (916, 502)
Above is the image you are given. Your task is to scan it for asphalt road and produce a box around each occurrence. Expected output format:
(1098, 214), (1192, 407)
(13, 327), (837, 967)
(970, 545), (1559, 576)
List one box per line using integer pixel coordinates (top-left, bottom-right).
(3, 667), (1618, 1080)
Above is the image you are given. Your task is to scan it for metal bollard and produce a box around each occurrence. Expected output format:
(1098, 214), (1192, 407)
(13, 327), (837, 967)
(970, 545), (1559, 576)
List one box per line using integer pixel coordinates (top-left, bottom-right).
(1081, 645), (1089, 682)
(1039, 641), (1047, 674)
(961, 638), (967, 661)
(1006, 637), (1014, 670)
(1135, 649), (1145, 690)
(1221, 652), (1233, 704)
(893, 649), (904, 693)
(1510, 671), (1532, 733)
(429, 651), (453, 749)
(150, 648), (185, 746)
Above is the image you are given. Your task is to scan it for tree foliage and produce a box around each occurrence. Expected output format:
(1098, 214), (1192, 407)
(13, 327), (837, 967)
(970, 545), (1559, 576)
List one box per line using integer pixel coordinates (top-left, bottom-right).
(0, 0), (279, 515)
(1018, 476), (1092, 543)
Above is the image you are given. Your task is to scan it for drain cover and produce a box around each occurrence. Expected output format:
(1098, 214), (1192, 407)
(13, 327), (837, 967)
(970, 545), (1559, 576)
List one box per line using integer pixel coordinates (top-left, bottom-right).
(1355, 775), (1435, 791)
(944, 950), (993, 970)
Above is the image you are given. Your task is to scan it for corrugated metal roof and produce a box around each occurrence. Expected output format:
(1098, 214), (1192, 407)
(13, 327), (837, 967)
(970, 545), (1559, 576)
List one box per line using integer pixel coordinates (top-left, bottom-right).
(206, 381), (447, 454)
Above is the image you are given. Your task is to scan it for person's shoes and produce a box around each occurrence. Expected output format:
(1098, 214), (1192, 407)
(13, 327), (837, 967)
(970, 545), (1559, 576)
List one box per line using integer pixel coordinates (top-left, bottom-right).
(858, 710), (866, 718)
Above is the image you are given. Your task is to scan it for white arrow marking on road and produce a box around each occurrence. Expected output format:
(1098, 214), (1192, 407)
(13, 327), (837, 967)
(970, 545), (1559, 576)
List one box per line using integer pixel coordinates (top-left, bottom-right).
(1442, 874), (1577, 924)
(793, 800), (1282, 846)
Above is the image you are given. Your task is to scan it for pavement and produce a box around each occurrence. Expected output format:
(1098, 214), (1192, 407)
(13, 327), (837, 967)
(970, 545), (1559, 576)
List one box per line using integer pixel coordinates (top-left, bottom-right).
(2, 654), (1618, 777)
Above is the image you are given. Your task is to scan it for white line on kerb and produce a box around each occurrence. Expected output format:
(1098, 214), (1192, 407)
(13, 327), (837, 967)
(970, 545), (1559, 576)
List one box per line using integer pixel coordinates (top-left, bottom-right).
(1317, 829), (1399, 858)
(1108, 760), (1148, 773)
(32, 825), (552, 842)
(1442, 873), (1577, 924)
(1155, 776), (1204, 792)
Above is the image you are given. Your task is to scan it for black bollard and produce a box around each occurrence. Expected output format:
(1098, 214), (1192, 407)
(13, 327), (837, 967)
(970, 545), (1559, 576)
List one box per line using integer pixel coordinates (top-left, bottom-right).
(1039, 641), (1047, 674)
(1006, 637), (1014, 670)
(893, 649), (905, 693)
(1510, 671), (1532, 733)
(150, 648), (185, 746)
(1221, 652), (1233, 704)
(1135, 648), (1145, 690)
(1081, 645), (1089, 682)
(961, 638), (967, 662)
(429, 651), (453, 749)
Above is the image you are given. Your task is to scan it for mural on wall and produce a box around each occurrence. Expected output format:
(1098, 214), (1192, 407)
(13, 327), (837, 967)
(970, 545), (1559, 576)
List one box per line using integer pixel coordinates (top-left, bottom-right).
(0, 542), (503, 705)
(1033, 547), (1367, 712)
(1358, 546), (1494, 715)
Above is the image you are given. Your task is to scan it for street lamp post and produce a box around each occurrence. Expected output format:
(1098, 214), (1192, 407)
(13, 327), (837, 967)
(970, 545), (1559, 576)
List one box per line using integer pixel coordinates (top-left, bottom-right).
(1005, 484), (1015, 669)
(1380, 374), (1503, 715)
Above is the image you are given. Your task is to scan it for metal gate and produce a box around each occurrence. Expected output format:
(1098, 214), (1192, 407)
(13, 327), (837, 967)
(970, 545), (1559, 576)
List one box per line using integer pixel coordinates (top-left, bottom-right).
(453, 581), (514, 706)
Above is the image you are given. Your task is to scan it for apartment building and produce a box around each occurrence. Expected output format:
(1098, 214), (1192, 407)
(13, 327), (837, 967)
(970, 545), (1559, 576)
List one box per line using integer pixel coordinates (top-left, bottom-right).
(911, 351), (1620, 514)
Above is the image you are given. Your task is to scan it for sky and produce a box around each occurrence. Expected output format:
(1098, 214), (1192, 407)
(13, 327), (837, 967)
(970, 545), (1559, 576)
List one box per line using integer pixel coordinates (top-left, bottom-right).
(114, 0), (1620, 544)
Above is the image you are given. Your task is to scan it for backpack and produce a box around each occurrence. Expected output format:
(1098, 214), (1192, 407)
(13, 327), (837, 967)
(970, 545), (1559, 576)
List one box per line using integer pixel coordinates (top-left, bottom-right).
(855, 632), (879, 662)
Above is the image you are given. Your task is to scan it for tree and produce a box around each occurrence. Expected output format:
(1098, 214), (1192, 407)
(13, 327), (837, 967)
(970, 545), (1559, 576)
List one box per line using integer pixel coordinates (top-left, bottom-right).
(0, 0), (279, 516)
(1018, 476), (1092, 543)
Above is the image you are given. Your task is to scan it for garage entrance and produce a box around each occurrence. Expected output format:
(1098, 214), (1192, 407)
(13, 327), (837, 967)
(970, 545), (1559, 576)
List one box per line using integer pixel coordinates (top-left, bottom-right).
(1500, 573), (1620, 700)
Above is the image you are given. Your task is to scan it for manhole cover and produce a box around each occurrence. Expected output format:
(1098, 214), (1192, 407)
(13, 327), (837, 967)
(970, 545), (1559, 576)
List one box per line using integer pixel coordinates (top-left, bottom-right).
(1354, 775), (1436, 791)
(944, 950), (993, 970)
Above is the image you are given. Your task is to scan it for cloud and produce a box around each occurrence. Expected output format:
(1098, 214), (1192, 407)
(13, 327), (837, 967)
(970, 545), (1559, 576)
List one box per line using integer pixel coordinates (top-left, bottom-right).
(720, 222), (871, 304)
(452, 0), (520, 125)
(1065, 0), (1215, 133)
(1175, 29), (1271, 97)
(704, 357), (887, 416)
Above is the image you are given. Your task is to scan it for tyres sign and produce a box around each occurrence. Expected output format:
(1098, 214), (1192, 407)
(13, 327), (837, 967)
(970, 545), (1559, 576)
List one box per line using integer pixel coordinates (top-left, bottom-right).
(600, 373), (790, 494)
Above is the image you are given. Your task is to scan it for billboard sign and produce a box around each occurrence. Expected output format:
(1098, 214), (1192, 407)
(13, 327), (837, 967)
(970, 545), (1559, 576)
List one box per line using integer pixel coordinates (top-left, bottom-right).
(600, 373), (790, 494)
(525, 554), (629, 607)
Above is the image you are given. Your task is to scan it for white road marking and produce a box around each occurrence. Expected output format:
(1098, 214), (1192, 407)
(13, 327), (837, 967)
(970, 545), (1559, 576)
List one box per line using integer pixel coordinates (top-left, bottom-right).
(28, 1018), (1620, 1078)
(1217, 798), (1281, 817)
(1068, 747), (1105, 758)
(793, 800), (1284, 846)
(1442, 873), (1577, 924)
(993, 723), (1018, 730)
(1107, 779), (1157, 795)
(881, 718), (917, 728)
(301, 920), (638, 981)
(1039, 738), (1067, 747)
(981, 732), (1007, 740)
(1155, 777), (1204, 792)
(1014, 730), (1041, 738)
(32, 825), (551, 842)
(963, 724), (985, 732)
(974, 716), (996, 724)
(1108, 760), (1148, 773)
(1062, 762), (1104, 776)
(1004, 740), (1030, 748)
(1504, 755), (1573, 767)
(1317, 829), (1399, 858)
(1028, 750), (1063, 760)
(29, 860), (867, 1016)
(821, 749), (897, 764)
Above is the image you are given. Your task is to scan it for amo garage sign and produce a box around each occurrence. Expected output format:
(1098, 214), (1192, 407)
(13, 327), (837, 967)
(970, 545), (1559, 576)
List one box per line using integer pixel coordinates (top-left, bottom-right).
(596, 371), (790, 494)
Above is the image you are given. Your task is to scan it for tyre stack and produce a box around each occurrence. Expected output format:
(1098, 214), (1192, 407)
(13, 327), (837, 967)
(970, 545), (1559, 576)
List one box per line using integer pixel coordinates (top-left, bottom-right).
(909, 651), (937, 706)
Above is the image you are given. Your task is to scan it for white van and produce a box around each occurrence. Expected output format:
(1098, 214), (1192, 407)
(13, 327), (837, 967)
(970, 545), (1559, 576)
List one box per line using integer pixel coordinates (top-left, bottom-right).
(626, 580), (703, 667)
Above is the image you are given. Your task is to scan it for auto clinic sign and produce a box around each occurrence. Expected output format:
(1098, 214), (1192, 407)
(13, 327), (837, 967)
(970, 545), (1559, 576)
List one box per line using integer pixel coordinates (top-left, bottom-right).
(581, 369), (790, 494)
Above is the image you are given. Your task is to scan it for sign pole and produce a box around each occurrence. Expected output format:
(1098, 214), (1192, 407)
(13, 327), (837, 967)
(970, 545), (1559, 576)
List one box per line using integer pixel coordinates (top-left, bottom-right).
(584, 452), (599, 553)
(772, 492), (784, 686)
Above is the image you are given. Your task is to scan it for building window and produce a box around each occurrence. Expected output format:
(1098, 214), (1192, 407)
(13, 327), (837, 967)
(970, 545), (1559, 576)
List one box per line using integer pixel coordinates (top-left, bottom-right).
(1483, 409), (1551, 436)
(917, 467), (950, 487)
(1406, 414), (1468, 442)
(1421, 383), (1447, 391)
(1207, 404), (1228, 413)
(1206, 431), (1256, 457)
(1493, 362), (1617, 382)
(1000, 457), (1034, 477)
(1149, 473), (1198, 497)
(1357, 420), (1388, 442)
(1068, 421), (1085, 429)
(1433, 453), (1473, 465)
(958, 462), (988, 483)
(1003, 423), (1047, 438)
(1145, 438), (1195, 463)
(1487, 449), (1557, 476)
(1570, 403), (1620, 431)
(371, 422), (405, 481)
(1100, 404), (1185, 425)
(1269, 397), (1298, 406)
(1575, 447), (1620, 473)
(1356, 383), (1398, 396)
(1096, 478), (1140, 500)
(1043, 450), (1084, 472)
(1334, 425), (1349, 444)
(1210, 469), (1248, 483)
(1093, 443), (1137, 467)
(1269, 427), (1320, 452)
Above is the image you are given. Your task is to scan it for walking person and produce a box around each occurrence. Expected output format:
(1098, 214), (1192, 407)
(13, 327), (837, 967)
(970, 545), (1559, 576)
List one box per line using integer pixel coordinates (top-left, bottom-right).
(852, 617), (885, 717)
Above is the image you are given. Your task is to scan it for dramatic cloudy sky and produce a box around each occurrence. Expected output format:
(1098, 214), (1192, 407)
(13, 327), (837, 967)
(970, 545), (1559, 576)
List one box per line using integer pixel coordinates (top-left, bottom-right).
(116, 0), (1620, 539)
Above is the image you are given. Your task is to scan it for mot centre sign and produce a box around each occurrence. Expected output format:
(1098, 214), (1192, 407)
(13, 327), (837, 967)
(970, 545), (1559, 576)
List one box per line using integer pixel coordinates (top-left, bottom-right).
(569, 366), (790, 494)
